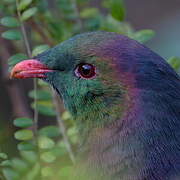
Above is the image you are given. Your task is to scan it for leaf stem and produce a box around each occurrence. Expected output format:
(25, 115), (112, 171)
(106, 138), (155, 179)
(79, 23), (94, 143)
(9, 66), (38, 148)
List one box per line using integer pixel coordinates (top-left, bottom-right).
(71, 0), (83, 31)
(33, 79), (38, 134)
(51, 88), (75, 164)
(16, 1), (31, 57)
(16, 0), (38, 134)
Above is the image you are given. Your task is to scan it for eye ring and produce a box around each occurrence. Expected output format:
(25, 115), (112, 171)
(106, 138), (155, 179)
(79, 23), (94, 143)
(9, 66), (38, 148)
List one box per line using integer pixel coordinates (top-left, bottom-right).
(75, 63), (96, 79)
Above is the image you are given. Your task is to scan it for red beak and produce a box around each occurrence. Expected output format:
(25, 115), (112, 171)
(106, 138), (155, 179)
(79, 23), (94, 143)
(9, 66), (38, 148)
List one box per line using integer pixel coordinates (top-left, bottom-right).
(10, 59), (53, 79)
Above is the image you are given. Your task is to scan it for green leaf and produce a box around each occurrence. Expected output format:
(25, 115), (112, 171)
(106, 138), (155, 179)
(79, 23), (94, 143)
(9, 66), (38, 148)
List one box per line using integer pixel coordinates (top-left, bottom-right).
(40, 151), (56, 163)
(168, 57), (180, 71)
(57, 141), (69, 156)
(20, 151), (38, 164)
(108, 0), (126, 21)
(100, 14), (133, 35)
(32, 45), (50, 56)
(0, 17), (20, 27)
(38, 136), (55, 149)
(39, 126), (60, 138)
(13, 117), (33, 128)
(14, 129), (33, 141)
(80, 8), (99, 18)
(67, 127), (78, 137)
(28, 90), (52, 100)
(1, 30), (22, 40)
(8, 53), (27, 66)
(36, 100), (53, 107)
(3, 0), (15, 3)
(41, 167), (53, 177)
(58, 166), (74, 178)
(62, 111), (72, 121)
(21, 7), (37, 21)
(11, 158), (29, 172)
(0, 153), (8, 159)
(18, 0), (33, 11)
(2, 168), (19, 180)
(0, 160), (12, 166)
(132, 30), (155, 43)
(67, 127), (78, 144)
(17, 141), (35, 151)
(33, 104), (56, 116)
(38, 79), (49, 86)
(25, 162), (40, 180)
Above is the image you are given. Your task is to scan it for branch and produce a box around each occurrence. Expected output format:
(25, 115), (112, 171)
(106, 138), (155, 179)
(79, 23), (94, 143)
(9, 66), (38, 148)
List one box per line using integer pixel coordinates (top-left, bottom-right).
(16, 0), (38, 134)
(71, 0), (84, 31)
(51, 88), (75, 164)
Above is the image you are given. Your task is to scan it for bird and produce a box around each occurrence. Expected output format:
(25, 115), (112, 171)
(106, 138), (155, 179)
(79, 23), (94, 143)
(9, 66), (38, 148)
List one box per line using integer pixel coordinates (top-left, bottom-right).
(11, 31), (180, 180)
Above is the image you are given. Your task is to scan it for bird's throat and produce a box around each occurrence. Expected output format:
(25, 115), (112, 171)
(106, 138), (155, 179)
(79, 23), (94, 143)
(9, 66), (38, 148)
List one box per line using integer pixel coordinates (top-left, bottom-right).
(73, 92), (126, 142)
(72, 89), (145, 179)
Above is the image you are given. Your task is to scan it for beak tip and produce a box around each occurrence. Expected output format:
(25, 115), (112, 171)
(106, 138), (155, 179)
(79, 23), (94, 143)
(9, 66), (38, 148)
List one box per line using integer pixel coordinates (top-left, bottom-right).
(10, 59), (52, 79)
(10, 63), (20, 79)
(10, 70), (15, 79)
(10, 73), (15, 79)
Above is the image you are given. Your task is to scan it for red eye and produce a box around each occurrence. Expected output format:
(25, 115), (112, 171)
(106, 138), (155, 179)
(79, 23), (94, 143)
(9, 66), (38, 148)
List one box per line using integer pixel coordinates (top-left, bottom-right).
(75, 63), (96, 79)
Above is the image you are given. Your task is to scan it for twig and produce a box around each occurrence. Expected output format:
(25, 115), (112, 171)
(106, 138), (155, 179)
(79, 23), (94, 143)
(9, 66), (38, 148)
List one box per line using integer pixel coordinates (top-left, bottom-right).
(16, 0), (38, 134)
(71, 0), (83, 31)
(51, 88), (75, 164)
(33, 79), (38, 134)
(29, 20), (54, 46)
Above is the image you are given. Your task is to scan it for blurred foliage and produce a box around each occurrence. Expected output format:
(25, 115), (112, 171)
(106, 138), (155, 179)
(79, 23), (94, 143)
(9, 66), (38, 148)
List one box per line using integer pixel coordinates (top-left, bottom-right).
(168, 56), (180, 73)
(0, 0), (179, 179)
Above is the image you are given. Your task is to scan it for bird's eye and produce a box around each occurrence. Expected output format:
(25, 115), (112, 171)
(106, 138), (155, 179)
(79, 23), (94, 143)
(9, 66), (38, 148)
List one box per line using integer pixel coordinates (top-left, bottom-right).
(75, 63), (96, 79)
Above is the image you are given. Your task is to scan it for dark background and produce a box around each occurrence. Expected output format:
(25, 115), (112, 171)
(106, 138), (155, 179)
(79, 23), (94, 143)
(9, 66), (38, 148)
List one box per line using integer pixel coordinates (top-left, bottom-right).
(126, 0), (180, 58)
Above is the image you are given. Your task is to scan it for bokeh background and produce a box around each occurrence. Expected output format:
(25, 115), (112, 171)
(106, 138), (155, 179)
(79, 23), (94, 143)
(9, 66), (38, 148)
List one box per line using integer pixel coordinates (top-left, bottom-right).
(0, 0), (180, 168)
(126, 0), (180, 59)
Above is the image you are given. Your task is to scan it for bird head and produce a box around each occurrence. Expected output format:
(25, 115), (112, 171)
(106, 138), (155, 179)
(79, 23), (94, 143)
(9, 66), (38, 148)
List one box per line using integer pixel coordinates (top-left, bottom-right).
(11, 31), (178, 133)
(11, 33), (134, 127)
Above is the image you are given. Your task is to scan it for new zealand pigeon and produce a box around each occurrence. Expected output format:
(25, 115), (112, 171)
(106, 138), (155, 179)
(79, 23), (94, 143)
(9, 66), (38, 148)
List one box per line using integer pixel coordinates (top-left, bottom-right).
(11, 31), (180, 180)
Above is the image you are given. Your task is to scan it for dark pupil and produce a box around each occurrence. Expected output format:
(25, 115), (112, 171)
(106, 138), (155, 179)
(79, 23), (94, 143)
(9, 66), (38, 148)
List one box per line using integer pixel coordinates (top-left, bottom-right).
(81, 65), (92, 75)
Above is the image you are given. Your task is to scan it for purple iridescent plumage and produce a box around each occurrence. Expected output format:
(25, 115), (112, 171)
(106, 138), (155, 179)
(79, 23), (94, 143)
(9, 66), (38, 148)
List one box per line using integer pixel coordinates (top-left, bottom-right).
(11, 32), (180, 180)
